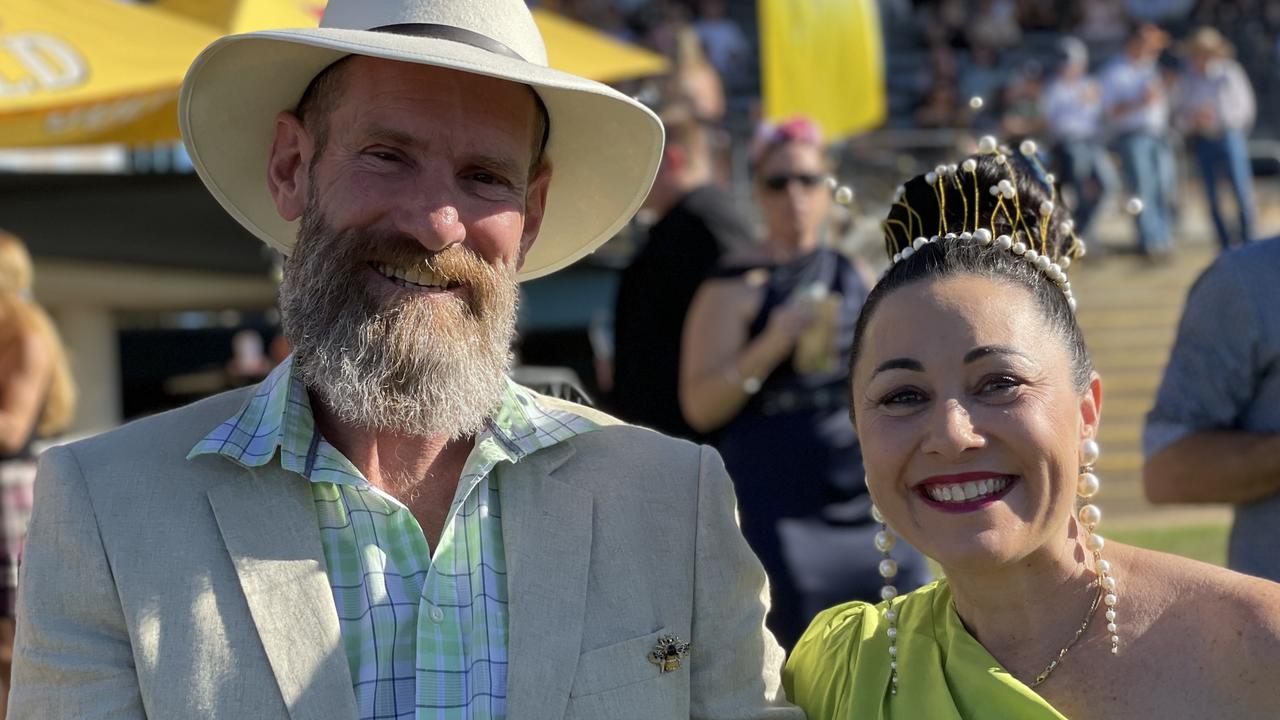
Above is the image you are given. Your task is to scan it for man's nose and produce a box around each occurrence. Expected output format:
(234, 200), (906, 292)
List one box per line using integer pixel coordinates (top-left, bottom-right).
(921, 398), (986, 459)
(393, 183), (467, 252)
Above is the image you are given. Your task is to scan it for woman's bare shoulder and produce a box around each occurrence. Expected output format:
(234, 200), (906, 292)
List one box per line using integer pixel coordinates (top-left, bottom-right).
(1119, 544), (1280, 709)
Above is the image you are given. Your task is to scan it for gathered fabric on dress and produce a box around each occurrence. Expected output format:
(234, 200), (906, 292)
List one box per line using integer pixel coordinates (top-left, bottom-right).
(784, 579), (1068, 720)
(712, 248), (928, 648)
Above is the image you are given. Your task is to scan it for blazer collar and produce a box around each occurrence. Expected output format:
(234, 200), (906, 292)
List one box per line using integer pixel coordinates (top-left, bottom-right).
(207, 465), (359, 720)
(501, 441), (594, 719)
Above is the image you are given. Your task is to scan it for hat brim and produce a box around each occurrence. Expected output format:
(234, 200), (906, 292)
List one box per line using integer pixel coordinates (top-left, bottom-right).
(179, 28), (663, 280)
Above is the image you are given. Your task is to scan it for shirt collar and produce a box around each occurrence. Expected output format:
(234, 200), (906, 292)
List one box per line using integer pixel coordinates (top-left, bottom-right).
(188, 355), (598, 479)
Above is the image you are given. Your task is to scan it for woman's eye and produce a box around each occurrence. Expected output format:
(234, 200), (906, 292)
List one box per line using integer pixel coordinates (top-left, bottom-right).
(979, 375), (1022, 394)
(880, 388), (926, 407)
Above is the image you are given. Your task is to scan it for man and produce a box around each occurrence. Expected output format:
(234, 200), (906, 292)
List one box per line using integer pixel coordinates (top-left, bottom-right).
(1144, 237), (1280, 582)
(9, 2), (800, 718)
(612, 105), (753, 441)
(1100, 22), (1176, 258)
(1041, 37), (1118, 238)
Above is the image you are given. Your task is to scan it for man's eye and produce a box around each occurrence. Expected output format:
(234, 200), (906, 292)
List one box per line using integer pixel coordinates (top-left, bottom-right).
(368, 150), (401, 163)
(470, 171), (508, 186)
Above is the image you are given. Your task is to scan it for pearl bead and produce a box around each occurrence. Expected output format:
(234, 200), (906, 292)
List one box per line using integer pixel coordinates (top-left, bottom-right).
(1012, 241), (1027, 255)
(947, 164), (959, 175)
(925, 172), (938, 185)
(885, 609), (898, 621)
(989, 185), (1000, 196)
(1086, 533), (1106, 553)
(1125, 197), (1144, 215)
(1045, 173), (1056, 184)
(871, 504), (884, 524)
(962, 158), (978, 173)
(1059, 256), (1072, 269)
(875, 531), (897, 552)
(890, 660), (897, 669)
(825, 176), (839, 190)
(879, 559), (899, 578)
(1077, 240), (1088, 256)
(1077, 472), (1100, 498)
(835, 186), (854, 204)
(1040, 200), (1054, 216)
(1103, 575), (1117, 591)
(892, 253), (902, 264)
(1025, 249), (1039, 261)
(888, 644), (897, 656)
(887, 627), (898, 639)
(1002, 187), (1016, 200)
(913, 237), (927, 251)
(1107, 623), (1118, 634)
(974, 228), (993, 245)
(902, 247), (915, 259)
(998, 179), (1014, 192)
(1081, 439), (1100, 465)
(1036, 255), (1052, 271)
(978, 135), (998, 154)
(996, 235), (1013, 250)
(1020, 139), (1038, 155)
(969, 95), (985, 110)
(960, 231), (974, 241)
(1078, 504), (1102, 527)
(1068, 297), (1078, 312)
(894, 185), (905, 201)
(1098, 558), (1112, 574)
(1105, 608), (1116, 622)
(1104, 593), (1118, 606)
(935, 165), (947, 176)
(881, 585), (899, 601)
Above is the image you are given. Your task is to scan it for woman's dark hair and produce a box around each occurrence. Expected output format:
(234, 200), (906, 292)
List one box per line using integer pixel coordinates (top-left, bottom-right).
(851, 152), (1093, 395)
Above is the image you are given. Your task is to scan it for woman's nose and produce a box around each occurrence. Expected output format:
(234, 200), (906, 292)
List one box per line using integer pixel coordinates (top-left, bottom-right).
(921, 398), (986, 458)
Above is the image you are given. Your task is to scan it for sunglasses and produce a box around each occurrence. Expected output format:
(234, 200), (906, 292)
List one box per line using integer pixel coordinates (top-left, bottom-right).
(761, 173), (825, 192)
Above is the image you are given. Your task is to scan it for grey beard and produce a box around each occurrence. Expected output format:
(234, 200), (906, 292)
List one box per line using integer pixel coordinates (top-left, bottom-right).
(279, 206), (519, 440)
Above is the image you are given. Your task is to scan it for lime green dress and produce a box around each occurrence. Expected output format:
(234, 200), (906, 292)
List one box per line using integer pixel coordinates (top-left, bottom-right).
(784, 580), (1068, 720)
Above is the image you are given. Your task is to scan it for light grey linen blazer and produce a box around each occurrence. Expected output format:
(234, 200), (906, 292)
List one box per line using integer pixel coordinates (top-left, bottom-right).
(10, 387), (802, 720)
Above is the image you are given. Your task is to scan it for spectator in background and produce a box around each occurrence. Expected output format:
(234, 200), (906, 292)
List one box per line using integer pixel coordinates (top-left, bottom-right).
(680, 117), (928, 649)
(967, 0), (1023, 50)
(693, 0), (750, 90)
(0, 230), (75, 718)
(1177, 27), (1257, 250)
(1101, 23), (1176, 258)
(613, 105), (753, 441)
(667, 24), (725, 124)
(1043, 37), (1119, 237)
(1144, 237), (1280, 582)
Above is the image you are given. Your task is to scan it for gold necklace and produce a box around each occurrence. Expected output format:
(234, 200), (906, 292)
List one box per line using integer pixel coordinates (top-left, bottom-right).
(1028, 578), (1104, 688)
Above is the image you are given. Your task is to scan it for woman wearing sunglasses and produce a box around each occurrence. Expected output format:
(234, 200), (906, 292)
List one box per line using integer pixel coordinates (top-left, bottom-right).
(679, 116), (929, 649)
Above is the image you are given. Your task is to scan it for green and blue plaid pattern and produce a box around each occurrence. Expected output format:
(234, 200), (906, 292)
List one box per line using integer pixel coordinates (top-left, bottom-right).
(189, 357), (599, 719)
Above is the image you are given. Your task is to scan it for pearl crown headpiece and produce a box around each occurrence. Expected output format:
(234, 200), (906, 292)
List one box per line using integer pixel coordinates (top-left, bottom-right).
(882, 136), (1087, 312)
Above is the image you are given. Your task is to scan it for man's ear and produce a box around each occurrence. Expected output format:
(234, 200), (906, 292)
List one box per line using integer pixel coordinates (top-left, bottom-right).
(266, 111), (314, 221)
(663, 144), (687, 175)
(516, 162), (553, 270)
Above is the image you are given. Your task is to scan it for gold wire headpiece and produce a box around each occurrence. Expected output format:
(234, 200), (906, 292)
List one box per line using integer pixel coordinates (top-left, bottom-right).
(881, 136), (1086, 312)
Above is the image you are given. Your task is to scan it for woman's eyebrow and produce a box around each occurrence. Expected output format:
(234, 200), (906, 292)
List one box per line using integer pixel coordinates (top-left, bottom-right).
(963, 345), (1032, 364)
(872, 358), (923, 377)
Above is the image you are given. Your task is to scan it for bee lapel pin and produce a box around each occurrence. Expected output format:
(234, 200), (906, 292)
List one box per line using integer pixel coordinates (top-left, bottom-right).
(648, 634), (691, 673)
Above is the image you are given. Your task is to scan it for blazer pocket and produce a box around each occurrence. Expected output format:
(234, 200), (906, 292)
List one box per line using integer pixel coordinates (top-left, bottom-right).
(569, 626), (669, 698)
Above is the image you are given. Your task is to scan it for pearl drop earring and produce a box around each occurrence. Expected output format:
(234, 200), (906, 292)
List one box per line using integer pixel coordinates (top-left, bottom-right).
(1077, 438), (1119, 654)
(872, 502), (901, 694)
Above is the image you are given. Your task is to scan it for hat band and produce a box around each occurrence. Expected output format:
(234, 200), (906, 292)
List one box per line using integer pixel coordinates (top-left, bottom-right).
(371, 23), (527, 63)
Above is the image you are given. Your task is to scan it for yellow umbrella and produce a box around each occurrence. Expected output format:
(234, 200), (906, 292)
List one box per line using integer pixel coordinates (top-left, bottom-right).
(0, 0), (220, 147)
(155, 0), (669, 84)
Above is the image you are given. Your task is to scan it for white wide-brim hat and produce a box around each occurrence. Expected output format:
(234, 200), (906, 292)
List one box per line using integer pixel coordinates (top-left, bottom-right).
(179, 0), (663, 281)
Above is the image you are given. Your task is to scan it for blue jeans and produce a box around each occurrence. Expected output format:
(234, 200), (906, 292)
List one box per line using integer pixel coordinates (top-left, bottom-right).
(1053, 139), (1119, 236)
(1113, 131), (1176, 254)
(1191, 130), (1257, 250)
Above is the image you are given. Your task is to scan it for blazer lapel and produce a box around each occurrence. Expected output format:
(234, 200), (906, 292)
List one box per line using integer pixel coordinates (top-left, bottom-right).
(207, 466), (358, 720)
(502, 443), (593, 720)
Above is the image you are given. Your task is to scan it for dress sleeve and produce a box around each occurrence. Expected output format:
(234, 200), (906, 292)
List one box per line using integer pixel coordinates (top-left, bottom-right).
(783, 601), (872, 719)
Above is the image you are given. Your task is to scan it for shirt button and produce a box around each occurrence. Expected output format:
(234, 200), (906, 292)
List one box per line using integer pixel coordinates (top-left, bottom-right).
(429, 606), (445, 623)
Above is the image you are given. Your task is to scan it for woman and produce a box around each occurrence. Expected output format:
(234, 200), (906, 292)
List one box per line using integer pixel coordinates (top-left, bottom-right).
(680, 117), (928, 649)
(783, 141), (1280, 718)
(0, 230), (75, 715)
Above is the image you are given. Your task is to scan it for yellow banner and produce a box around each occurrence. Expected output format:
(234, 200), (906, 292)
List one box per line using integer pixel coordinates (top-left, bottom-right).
(759, 0), (886, 140)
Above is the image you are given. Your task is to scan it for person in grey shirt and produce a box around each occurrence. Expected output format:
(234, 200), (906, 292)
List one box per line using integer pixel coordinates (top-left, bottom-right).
(1144, 237), (1280, 580)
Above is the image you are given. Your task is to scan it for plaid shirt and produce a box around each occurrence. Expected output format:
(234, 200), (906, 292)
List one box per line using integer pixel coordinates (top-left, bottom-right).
(189, 357), (599, 719)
